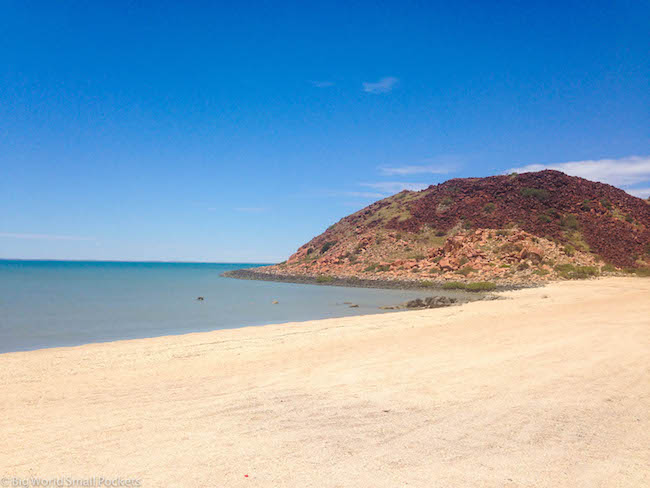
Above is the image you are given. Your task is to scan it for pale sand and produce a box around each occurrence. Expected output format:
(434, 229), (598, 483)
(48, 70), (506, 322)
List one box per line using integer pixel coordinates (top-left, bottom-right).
(1, 278), (649, 487)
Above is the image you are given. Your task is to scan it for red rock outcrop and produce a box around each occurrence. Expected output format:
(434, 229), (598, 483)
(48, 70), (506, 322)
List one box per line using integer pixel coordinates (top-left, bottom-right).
(261, 171), (650, 284)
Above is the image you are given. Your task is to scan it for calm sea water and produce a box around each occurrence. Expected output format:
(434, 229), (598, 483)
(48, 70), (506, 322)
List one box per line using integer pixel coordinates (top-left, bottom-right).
(0, 260), (456, 354)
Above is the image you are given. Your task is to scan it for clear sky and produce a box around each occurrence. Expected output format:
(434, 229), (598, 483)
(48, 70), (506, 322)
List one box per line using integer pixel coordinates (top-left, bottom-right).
(1, 1), (648, 262)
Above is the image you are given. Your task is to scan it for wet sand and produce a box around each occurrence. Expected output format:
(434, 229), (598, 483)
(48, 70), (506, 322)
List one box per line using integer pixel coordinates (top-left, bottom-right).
(1, 277), (648, 487)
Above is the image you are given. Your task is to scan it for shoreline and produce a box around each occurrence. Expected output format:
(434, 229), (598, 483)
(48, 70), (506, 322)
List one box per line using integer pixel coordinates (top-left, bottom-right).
(0, 290), (490, 356)
(2, 277), (648, 487)
(221, 267), (537, 291)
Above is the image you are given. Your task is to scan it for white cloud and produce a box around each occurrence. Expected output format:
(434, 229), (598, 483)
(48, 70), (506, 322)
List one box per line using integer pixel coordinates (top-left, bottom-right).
(508, 155), (650, 187)
(362, 77), (399, 94)
(0, 233), (95, 241)
(379, 155), (462, 176)
(380, 164), (451, 176)
(310, 80), (334, 88)
(339, 191), (386, 199)
(627, 187), (650, 198)
(360, 181), (429, 193)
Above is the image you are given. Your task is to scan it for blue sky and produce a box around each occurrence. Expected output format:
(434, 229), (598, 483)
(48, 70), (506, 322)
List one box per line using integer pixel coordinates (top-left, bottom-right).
(1, 0), (648, 262)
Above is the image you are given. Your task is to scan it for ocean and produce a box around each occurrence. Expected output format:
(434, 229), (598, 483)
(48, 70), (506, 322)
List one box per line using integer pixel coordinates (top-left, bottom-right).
(0, 260), (458, 354)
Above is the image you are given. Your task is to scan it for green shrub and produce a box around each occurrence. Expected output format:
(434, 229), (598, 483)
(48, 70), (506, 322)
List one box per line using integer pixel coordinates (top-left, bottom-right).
(520, 188), (550, 201)
(408, 254), (426, 261)
(440, 196), (453, 206)
(581, 199), (592, 211)
(420, 280), (435, 287)
(624, 267), (650, 277)
(442, 281), (466, 290)
(539, 214), (552, 223)
(532, 269), (550, 276)
(554, 264), (573, 273)
(560, 214), (579, 230)
(320, 241), (337, 253)
(564, 245), (576, 256)
(364, 264), (378, 272)
(601, 263), (616, 272)
(483, 202), (496, 213)
(376, 264), (391, 272)
(456, 266), (477, 276)
(316, 275), (333, 283)
(555, 264), (599, 280)
(500, 264), (511, 268)
(600, 199), (612, 209)
(465, 282), (497, 292)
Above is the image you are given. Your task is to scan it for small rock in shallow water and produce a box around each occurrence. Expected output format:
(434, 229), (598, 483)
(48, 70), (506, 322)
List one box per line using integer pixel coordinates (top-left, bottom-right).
(196, 296), (205, 301)
(272, 300), (279, 304)
(404, 296), (458, 309)
(349, 304), (359, 308)
(481, 294), (503, 301)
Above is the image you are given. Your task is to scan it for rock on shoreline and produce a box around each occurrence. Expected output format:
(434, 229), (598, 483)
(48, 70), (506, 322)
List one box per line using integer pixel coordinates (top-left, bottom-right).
(221, 268), (529, 292)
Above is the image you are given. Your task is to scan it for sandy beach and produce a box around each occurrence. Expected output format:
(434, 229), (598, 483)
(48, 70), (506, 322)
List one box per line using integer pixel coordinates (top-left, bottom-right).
(1, 277), (648, 487)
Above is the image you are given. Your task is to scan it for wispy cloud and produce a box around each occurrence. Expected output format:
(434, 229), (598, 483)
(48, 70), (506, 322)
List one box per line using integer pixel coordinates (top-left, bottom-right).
(380, 156), (462, 176)
(0, 233), (95, 241)
(380, 165), (450, 176)
(508, 155), (650, 187)
(627, 187), (650, 199)
(310, 80), (334, 88)
(330, 191), (386, 199)
(234, 207), (268, 213)
(362, 77), (399, 94)
(360, 181), (429, 193)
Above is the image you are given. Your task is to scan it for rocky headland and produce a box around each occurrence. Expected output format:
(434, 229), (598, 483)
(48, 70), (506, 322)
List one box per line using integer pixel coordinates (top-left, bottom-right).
(226, 170), (650, 288)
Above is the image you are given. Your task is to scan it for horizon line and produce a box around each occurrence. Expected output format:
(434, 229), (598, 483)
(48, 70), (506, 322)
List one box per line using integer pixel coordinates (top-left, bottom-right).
(0, 258), (278, 265)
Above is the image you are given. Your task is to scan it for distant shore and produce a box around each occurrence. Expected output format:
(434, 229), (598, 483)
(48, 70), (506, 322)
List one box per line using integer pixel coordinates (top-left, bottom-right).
(221, 267), (535, 291)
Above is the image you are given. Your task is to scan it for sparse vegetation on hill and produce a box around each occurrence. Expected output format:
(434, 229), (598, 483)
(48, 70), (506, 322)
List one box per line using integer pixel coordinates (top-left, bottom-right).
(256, 171), (650, 285)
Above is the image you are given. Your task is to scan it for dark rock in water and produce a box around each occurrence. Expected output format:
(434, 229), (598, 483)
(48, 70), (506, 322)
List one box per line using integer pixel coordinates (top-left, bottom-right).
(196, 296), (205, 301)
(404, 296), (458, 309)
(349, 304), (359, 308)
(481, 294), (503, 301)
(379, 305), (398, 310)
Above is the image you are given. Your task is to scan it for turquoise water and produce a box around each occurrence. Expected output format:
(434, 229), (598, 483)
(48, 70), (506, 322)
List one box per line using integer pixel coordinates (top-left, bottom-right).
(0, 260), (442, 353)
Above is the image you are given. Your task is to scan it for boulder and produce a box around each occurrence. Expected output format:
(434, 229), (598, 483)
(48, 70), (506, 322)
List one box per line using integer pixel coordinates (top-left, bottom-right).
(404, 296), (458, 309)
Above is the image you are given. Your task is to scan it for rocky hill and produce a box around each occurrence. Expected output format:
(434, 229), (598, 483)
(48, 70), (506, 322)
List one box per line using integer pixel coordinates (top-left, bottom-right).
(259, 170), (650, 285)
